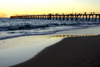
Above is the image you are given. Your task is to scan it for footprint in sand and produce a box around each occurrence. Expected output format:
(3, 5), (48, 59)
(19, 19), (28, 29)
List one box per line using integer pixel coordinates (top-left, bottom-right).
(88, 55), (100, 66)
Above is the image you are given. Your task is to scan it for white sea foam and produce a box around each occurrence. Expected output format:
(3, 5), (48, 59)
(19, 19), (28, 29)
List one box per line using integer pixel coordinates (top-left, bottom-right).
(0, 18), (100, 40)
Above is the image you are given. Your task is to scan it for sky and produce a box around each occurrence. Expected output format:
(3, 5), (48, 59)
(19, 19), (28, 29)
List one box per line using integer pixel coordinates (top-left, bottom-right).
(0, 0), (100, 18)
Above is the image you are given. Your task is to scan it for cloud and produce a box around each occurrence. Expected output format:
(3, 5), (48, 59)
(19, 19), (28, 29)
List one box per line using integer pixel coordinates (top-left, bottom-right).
(0, 13), (9, 18)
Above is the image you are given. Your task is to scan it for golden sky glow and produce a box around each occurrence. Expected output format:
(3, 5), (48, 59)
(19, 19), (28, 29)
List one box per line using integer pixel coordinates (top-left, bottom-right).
(0, 0), (100, 17)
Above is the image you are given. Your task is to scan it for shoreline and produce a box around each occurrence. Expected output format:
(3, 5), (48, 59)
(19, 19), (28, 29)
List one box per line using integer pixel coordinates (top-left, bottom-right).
(11, 35), (100, 67)
(1, 25), (100, 41)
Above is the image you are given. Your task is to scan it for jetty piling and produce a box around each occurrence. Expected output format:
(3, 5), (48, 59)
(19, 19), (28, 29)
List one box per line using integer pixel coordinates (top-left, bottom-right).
(95, 15), (97, 22)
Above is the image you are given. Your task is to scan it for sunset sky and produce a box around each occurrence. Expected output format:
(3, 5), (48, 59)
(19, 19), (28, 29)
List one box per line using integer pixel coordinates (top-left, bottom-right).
(0, 0), (100, 18)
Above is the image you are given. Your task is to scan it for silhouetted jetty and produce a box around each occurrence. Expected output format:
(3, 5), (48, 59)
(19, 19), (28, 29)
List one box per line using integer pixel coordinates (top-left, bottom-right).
(10, 12), (100, 22)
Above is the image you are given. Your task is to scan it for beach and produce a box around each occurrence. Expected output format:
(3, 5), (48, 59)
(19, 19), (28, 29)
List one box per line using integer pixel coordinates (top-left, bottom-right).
(11, 35), (100, 67)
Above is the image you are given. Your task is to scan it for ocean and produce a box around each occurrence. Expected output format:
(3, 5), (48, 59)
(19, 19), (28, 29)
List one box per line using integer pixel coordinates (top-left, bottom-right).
(0, 18), (100, 67)
(0, 18), (100, 40)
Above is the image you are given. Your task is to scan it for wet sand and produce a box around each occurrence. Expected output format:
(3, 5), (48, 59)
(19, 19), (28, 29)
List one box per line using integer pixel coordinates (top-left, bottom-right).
(11, 35), (100, 67)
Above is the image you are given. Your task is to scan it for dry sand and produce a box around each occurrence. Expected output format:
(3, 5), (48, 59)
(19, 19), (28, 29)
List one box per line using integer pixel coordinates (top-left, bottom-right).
(11, 35), (100, 67)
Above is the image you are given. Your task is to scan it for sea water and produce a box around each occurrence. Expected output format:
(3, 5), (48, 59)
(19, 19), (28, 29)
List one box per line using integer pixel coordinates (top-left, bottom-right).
(0, 18), (100, 40)
(0, 18), (100, 67)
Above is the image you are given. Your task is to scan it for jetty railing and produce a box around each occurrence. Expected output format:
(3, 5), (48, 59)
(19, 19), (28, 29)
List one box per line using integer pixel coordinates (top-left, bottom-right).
(10, 12), (100, 22)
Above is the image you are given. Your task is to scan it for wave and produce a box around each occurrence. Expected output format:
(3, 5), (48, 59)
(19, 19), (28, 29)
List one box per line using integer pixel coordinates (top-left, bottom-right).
(0, 18), (100, 40)
(0, 22), (100, 31)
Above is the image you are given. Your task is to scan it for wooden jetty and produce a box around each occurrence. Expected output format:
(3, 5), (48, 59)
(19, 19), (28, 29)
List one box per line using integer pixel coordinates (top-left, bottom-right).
(10, 12), (100, 22)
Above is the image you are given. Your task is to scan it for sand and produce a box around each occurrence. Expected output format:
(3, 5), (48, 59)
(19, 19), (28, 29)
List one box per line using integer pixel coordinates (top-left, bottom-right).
(11, 35), (100, 67)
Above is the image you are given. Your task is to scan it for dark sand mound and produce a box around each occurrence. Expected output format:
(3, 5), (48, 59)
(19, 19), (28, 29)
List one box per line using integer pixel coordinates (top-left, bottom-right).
(11, 35), (100, 67)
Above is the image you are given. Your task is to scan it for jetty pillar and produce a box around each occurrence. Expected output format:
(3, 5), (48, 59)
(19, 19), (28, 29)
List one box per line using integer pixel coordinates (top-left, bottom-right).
(41, 15), (42, 19)
(84, 12), (86, 21)
(79, 15), (81, 21)
(41, 15), (43, 19)
(43, 15), (45, 19)
(90, 12), (92, 21)
(55, 15), (57, 20)
(92, 15), (94, 21)
(99, 15), (100, 22)
(56, 16), (58, 20)
(93, 12), (95, 21)
(75, 15), (78, 21)
(86, 15), (87, 21)
(48, 14), (51, 20)
(42, 15), (44, 19)
(38, 16), (40, 19)
(37, 16), (38, 19)
(55, 13), (58, 20)
(88, 15), (90, 21)
(44, 15), (45, 19)
(45, 15), (46, 19)
(43, 15), (44, 19)
(63, 16), (65, 20)
(34, 15), (36, 19)
(35, 16), (37, 19)
(62, 14), (65, 20)
(71, 15), (73, 20)
(95, 15), (97, 22)
(67, 15), (69, 20)
(59, 15), (61, 20)
(64, 16), (66, 20)
(52, 15), (53, 20)
(40, 15), (41, 19)
(45, 15), (47, 19)
(36, 16), (38, 19)
(39, 16), (40, 19)
(82, 15), (84, 21)
(53, 15), (55, 20)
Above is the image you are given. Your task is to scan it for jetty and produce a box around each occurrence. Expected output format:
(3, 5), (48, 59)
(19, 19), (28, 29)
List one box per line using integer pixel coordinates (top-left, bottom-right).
(10, 12), (100, 22)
